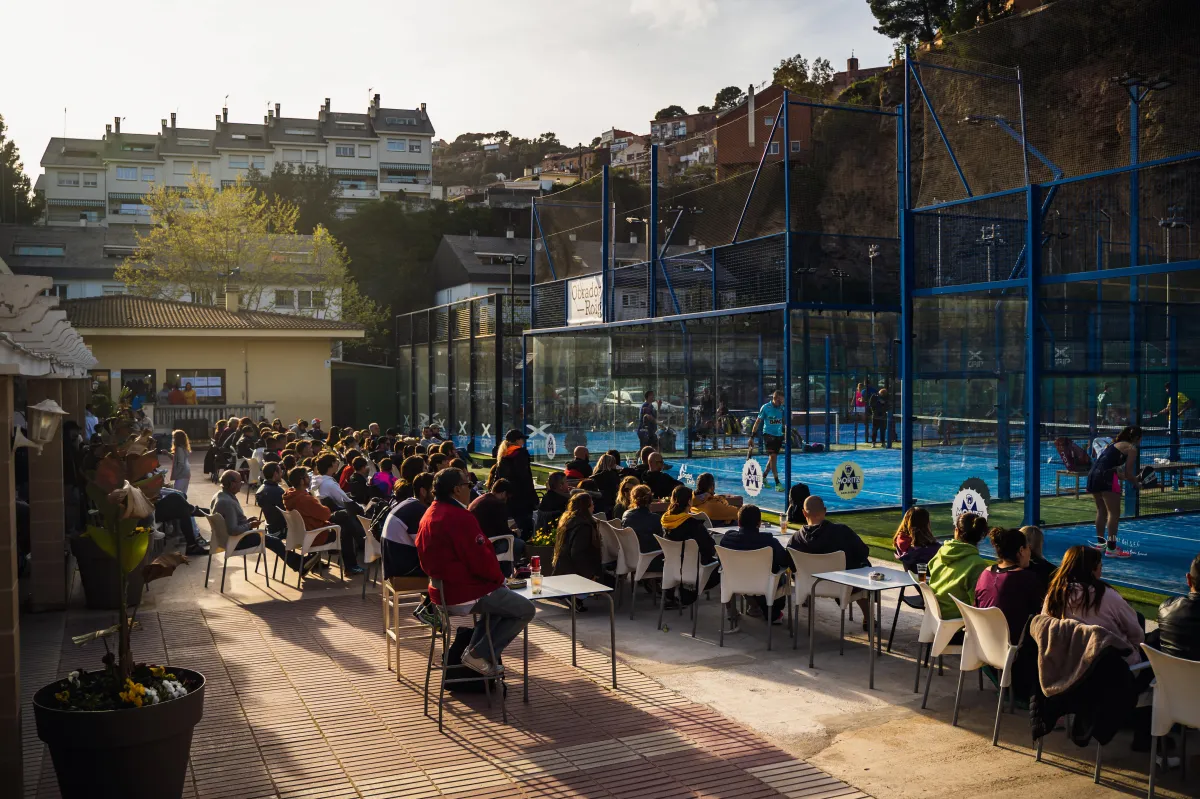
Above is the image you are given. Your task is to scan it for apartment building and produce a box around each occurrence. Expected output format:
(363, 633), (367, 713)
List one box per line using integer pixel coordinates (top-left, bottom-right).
(37, 94), (437, 226)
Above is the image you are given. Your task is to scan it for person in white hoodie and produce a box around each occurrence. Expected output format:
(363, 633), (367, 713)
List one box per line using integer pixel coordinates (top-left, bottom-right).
(169, 430), (192, 494)
(310, 452), (366, 574)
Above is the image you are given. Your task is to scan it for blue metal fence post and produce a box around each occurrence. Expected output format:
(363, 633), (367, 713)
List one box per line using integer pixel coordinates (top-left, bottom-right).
(711, 248), (718, 312)
(782, 90), (793, 492)
(601, 165), (611, 322)
(1169, 314), (1180, 462)
(649, 144), (659, 318)
(898, 84), (915, 509)
(1024, 183), (1043, 526)
(529, 197), (538, 326)
(824, 335), (832, 447)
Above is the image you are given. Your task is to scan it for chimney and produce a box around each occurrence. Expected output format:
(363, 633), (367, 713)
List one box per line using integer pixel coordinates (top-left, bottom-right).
(275, 102), (280, 118)
(170, 112), (176, 129)
(225, 289), (239, 314)
(324, 98), (331, 112)
(161, 118), (168, 136)
(215, 113), (222, 131)
(105, 123), (112, 136)
(114, 116), (121, 134)
(419, 102), (427, 118)
(746, 85), (755, 148)
(847, 54), (859, 75)
(373, 93), (380, 108)
(222, 106), (228, 123)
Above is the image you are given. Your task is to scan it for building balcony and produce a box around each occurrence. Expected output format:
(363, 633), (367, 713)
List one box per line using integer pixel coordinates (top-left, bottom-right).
(380, 178), (432, 192)
(338, 187), (379, 199)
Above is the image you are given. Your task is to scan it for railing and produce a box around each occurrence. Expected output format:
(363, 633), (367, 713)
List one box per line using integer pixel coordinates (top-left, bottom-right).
(149, 403), (271, 441)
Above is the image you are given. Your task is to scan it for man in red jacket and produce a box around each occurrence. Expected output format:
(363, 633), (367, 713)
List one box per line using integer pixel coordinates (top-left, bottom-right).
(417, 468), (535, 677)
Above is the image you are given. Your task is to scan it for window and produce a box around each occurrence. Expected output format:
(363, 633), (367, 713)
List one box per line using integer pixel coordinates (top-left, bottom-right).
(166, 369), (226, 404)
(386, 139), (407, 152)
(764, 116), (774, 126)
(14, 244), (65, 257)
(274, 289), (295, 309)
(89, 370), (111, 398)
(385, 116), (416, 126)
(102, 284), (126, 295)
(338, 179), (367, 190)
(284, 128), (316, 136)
(57, 172), (80, 187)
(116, 166), (138, 181)
(197, 161), (211, 174)
(121, 143), (155, 152)
(173, 161), (193, 175)
(78, 211), (99, 222)
(117, 203), (150, 216)
(283, 148), (302, 162)
(141, 167), (155, 181)
(45, 284), (69, 298)
(83, 173), (98, 187)
(408, 140), (422, 153)
(304, 150), (319, 163)
(298, 290), (325, 309)
(229, 155), (249, 169)
(231, 134), (246, 140)
(335, 121), (365, 130)
(358, 144), (371, 158)
(335, 144), (355, 158)
(790, 141), (801, 153)
(767, 142), (780, 155)
(251, 155), (265, 169)
(177, 137), (210, 147)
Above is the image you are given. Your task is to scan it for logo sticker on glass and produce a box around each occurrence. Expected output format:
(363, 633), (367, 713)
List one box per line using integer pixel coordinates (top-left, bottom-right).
(742, 458), (764, 497)
(952, 487), (988, 522)
(544, 431), (557, 459)
(832, 461), (864, 500)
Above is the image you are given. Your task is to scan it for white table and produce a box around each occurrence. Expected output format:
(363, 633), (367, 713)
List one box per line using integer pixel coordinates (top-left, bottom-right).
(710, 524), (791, 548)
(808, 565), (915, 689)
(511, 574), (616, 698)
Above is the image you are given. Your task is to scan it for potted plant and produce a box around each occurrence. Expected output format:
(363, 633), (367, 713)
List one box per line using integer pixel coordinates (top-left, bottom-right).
(33, 414), (204, 799)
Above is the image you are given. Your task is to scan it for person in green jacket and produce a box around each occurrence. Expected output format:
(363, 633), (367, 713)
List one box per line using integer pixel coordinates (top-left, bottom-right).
(927, 512), (990, 619)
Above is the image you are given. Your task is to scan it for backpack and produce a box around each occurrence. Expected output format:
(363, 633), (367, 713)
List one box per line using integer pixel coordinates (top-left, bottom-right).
(1054, 436), (1092, 472)
(368, 496), (399, 540)
(445, 625), (504, 694)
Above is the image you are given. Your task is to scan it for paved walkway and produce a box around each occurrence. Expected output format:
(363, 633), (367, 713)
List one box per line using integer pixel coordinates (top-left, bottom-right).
(22, 585), (868, 799)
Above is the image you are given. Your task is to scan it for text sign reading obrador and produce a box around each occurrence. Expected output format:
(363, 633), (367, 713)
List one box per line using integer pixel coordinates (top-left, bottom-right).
(832, 461), (865, 501)
(567, 274), (604, 325)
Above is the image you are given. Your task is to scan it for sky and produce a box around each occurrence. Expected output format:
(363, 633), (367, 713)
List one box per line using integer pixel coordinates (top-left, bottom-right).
(4, 0), (892, 182)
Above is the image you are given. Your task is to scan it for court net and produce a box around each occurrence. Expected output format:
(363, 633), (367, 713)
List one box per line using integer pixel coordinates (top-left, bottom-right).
(912, 415), (1182, 455)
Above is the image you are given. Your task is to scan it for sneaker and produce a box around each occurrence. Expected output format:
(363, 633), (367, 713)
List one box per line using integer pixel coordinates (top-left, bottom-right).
(771, 611), (785, 626)
(347, 565), (365, 575)
(301, 553), (322, 573)
(1105, 546), (1133, 558)
(412, 599), (442, 629)
(745, 603), (764, 619)
(460, 651), (500, 677)
(184, 544), (209, 557)
(725, 620), (741, 634)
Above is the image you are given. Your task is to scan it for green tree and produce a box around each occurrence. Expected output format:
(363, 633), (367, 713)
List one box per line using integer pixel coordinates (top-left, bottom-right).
(713, 86), (745, 112)
(696, 104), (713, 113)
(867, 0), (952, 45)
(246, 162), (340, 233)
(0, 114), (42, 223)
(655, 105), (688, 120)
(772, 54), (835, 100)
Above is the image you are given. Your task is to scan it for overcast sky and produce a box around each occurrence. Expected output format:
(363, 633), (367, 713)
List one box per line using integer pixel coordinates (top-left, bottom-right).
(5, 0), (891, 180)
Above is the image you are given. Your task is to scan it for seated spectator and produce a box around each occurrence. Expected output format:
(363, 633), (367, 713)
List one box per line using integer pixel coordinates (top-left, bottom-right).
(382, 472), (433, 579)
(975, 527), (1047, 643)
(642, 452), (681, 499)
(606, 449), (623, 469)
(926, 512), (989, 619)
(622, 446), (654, 480)
(346, 457), (378, 505)
(450, 458), (480, 502)
(1021, 525), (1058, 584)
(788, 495), (871, 622)
(537, 472), (571, 526)
(213, 468), (313, 574)
(784, 483), (811, 527)
(308, 454), (366, 574)
(336, 450), (362, 489)
(690, 472), (739, 524)
(659, 485), (720, 602)
(468, 478), (525, 575)
(153, 487), (209, 555)
(553, 492), (603, 592)
(590, 454), (621, 514)
(719, 505), (789, 624)
(1043, 545), (1144, 666)
(1156, 552), (1200, 661)
(371, 457), (396, 497)
(255, 462), (288, 536)
(416, 469), (536, 677)
(621, 485), (664, 555)
(427, 452), (448, 474)
(612, 476), (640, 520)
(564, 446), (593, 480)
(893, 506), (941, 571)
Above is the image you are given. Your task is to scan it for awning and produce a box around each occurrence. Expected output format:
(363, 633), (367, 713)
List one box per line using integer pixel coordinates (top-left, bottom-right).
(47, 198), (105, 207)
(108, 192), (146, 201)
(329, 168), (378, 177)
(380, 162), (431, 172)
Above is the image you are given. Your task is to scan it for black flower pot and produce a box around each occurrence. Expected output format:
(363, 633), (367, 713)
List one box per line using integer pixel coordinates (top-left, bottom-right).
(32, 668), (205, 799)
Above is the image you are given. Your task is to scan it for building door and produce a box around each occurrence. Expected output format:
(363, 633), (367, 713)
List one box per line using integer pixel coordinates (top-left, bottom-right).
(332, 375), (357, 429)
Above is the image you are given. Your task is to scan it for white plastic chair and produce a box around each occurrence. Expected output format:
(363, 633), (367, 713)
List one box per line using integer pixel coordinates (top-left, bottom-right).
(654, 535), (719, 637)
(950, 596), (1020, 744)
(915, 581), (965, 704)
(715, 545), (789, 650)
(245, 457), (262, 503)
(279, 508), (342, 589)
(597, 520), (622, 566)
(488, 534), (515, 571)
(202, 512), (268, 593)
(612, 525), (662, 620)
(1142, 644), (1200, 797)
(693, 511), (714, 530)
(358, 515), (382, 599)
(789, 550), (866, 652)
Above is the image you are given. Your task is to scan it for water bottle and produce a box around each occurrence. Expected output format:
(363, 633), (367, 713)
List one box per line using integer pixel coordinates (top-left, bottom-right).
(530, 555), (543, 595)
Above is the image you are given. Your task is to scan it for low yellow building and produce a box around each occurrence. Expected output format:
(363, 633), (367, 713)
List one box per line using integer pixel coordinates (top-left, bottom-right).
(63, 294), (364, 430)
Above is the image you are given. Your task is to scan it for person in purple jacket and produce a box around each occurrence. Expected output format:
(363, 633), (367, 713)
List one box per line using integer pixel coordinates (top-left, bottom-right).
(975, 526), (1047, 643)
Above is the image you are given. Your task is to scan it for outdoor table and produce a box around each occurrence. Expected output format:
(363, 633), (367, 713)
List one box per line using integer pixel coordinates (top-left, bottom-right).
(512, 574), (616, 700)
(710, 523), (790, 547)
(1152, 461), (1199, 492)
(807, 565), (915, 689)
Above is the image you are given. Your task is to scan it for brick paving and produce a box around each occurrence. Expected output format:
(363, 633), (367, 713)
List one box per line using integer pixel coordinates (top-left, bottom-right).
(23, 587), (869, 799)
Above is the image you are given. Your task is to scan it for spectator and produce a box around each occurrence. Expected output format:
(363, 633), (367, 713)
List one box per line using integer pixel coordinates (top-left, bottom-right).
(277, 467), (337, 575)
(371, 457), (396, 497)
(612, 476), (640, 520)
(438, 439), (457, 459)
(606, 449), (622, 469)
(926, 512), (989, 619)
(255, 462), (287, 536)
(427, 452), (448, 474)
(416, 468), (536, 677)
(156, 382), (172, 406)
(621, 485), (663, 555)
(642, 452), (681, 499)
(719, 505), (790, 624)
(495, 429), (537, 536)
(1043, 545), (1144, 666)
(337, 449), (362, 489)
(346, 457), (377, 504)
(309, 453), (366, 574)
(468, 478), (525, 573)
(382, 472), (433, 579)
(169, 429), (192, 494)
(784, 483), (811, 526)
(1156, 552), (1200, 661)
(564, 446), (593, 480)
(892, 506), (941, 571)
(208, 470), (277, 562)
(659, 485), (719, 603)
(590, 454), (621, 514)
(537, 472), (571, 528)
(450, 458), (480, 502)
(153, 487), (209, 556)
(182, 382), (198, 405)
(84, 404), (99, 439)
(975, 527), (1047, 643)
(553, 492), (603, 590)
(393, 455), (428, 501)
(309, 418), (327, 441)
(168, 384), (185, 405)
(1020, 525), (1058, 584)
(291, 419), (310, 437)
(690, 472), (739, 524)
(788, 495), (871, 622)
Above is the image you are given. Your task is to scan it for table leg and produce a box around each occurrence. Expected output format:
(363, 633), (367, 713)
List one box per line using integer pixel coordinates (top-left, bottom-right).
(868, 590), (876, 690)
(522, 623), (529, 703)
(876, 591), (884, 656)
(606, 593), (617, 689)
(808, 579), (820, 669)
(571, 595), (577, 667)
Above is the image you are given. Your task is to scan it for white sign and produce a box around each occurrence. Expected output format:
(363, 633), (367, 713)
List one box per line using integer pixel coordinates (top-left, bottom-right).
(951, 488), (989, 522)
(677, 462), (696, 488)
(833, 461), (865, 501)
(742, 458), (764, 497)
(567, 274), (604, 326)
(544, 431), (557, 459)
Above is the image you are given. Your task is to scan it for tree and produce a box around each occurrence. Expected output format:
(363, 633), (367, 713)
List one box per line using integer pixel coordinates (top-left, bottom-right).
(0, 114), (42, 223)
(713, 86), (744, 112)
(246, 163), (340, 233)
(655, 105), (688, 120)
(772, 54), (836, 100)
(589, 136), (602, 148)
(696, 104), (713, 113)
(867, 0), (952, 45)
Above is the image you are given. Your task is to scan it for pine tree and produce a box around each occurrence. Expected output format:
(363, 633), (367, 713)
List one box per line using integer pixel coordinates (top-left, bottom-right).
(0, 114), (43, 224)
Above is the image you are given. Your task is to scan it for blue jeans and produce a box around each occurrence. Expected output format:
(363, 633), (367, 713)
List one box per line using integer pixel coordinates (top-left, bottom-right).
(468, 586), (536, 661)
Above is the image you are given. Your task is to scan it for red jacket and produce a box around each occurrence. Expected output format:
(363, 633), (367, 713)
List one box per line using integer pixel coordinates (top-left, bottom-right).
(416, 499), (503, 606)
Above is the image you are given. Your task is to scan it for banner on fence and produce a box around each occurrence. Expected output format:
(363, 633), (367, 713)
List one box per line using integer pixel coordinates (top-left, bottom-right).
(567, 274), (604, 326)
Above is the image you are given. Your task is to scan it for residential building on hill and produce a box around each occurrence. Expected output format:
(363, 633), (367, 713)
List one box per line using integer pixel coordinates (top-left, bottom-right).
(36, 94), (437, 225)
(713, 84), (812, 180)
(828, 54), (891, 96)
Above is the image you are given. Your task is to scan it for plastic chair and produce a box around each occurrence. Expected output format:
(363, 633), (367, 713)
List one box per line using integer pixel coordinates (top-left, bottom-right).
(358, 515), (382, 599)
(279, 509), (342, 589)
(612, 525), (662, 620)
(789, 550), (865, 652)
(488, 534), (515, 571)
(597, 519), (622, 566)
(887, 565), (926, 653)
(914, 581), (965, 703)
(1141, 644), (1200, 797)
(245, 457), (262, 503)
(715, 545), (789, 650)
(423, 576), (507, 732)
(950, 596), (1020, 744)
(693, 511), (714, 530)
(202, 512), (269, 593)
(654, 535), (719, 637)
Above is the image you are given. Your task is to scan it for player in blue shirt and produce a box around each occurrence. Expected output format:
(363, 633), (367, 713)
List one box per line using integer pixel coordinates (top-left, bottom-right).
(747, 390), (786, 491)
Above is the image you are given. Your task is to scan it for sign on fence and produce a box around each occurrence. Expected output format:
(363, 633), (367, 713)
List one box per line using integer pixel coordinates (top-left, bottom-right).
(567, 274), (604, 326)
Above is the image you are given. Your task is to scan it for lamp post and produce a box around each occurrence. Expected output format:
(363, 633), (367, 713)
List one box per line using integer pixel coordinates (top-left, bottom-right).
(502, 254), (528, 297)
(830, 269), (850, 304)
(978, 224), (1005, 282)
(1110, 72), (1173, 272)
(1159, 205), (1189, 339)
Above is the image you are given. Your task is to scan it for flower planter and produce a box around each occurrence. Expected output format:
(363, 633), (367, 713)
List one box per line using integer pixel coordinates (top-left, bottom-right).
(525, 544), (555, 568)
(70, 534), (144, 609)
(33, 668), (205, 799)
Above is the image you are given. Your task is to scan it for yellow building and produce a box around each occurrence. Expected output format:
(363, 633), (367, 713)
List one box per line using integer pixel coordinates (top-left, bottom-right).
(62, 294), (364, 432)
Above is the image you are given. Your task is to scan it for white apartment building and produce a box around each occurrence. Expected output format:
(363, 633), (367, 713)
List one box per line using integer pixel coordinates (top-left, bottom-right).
(37, 94), (437, 226)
